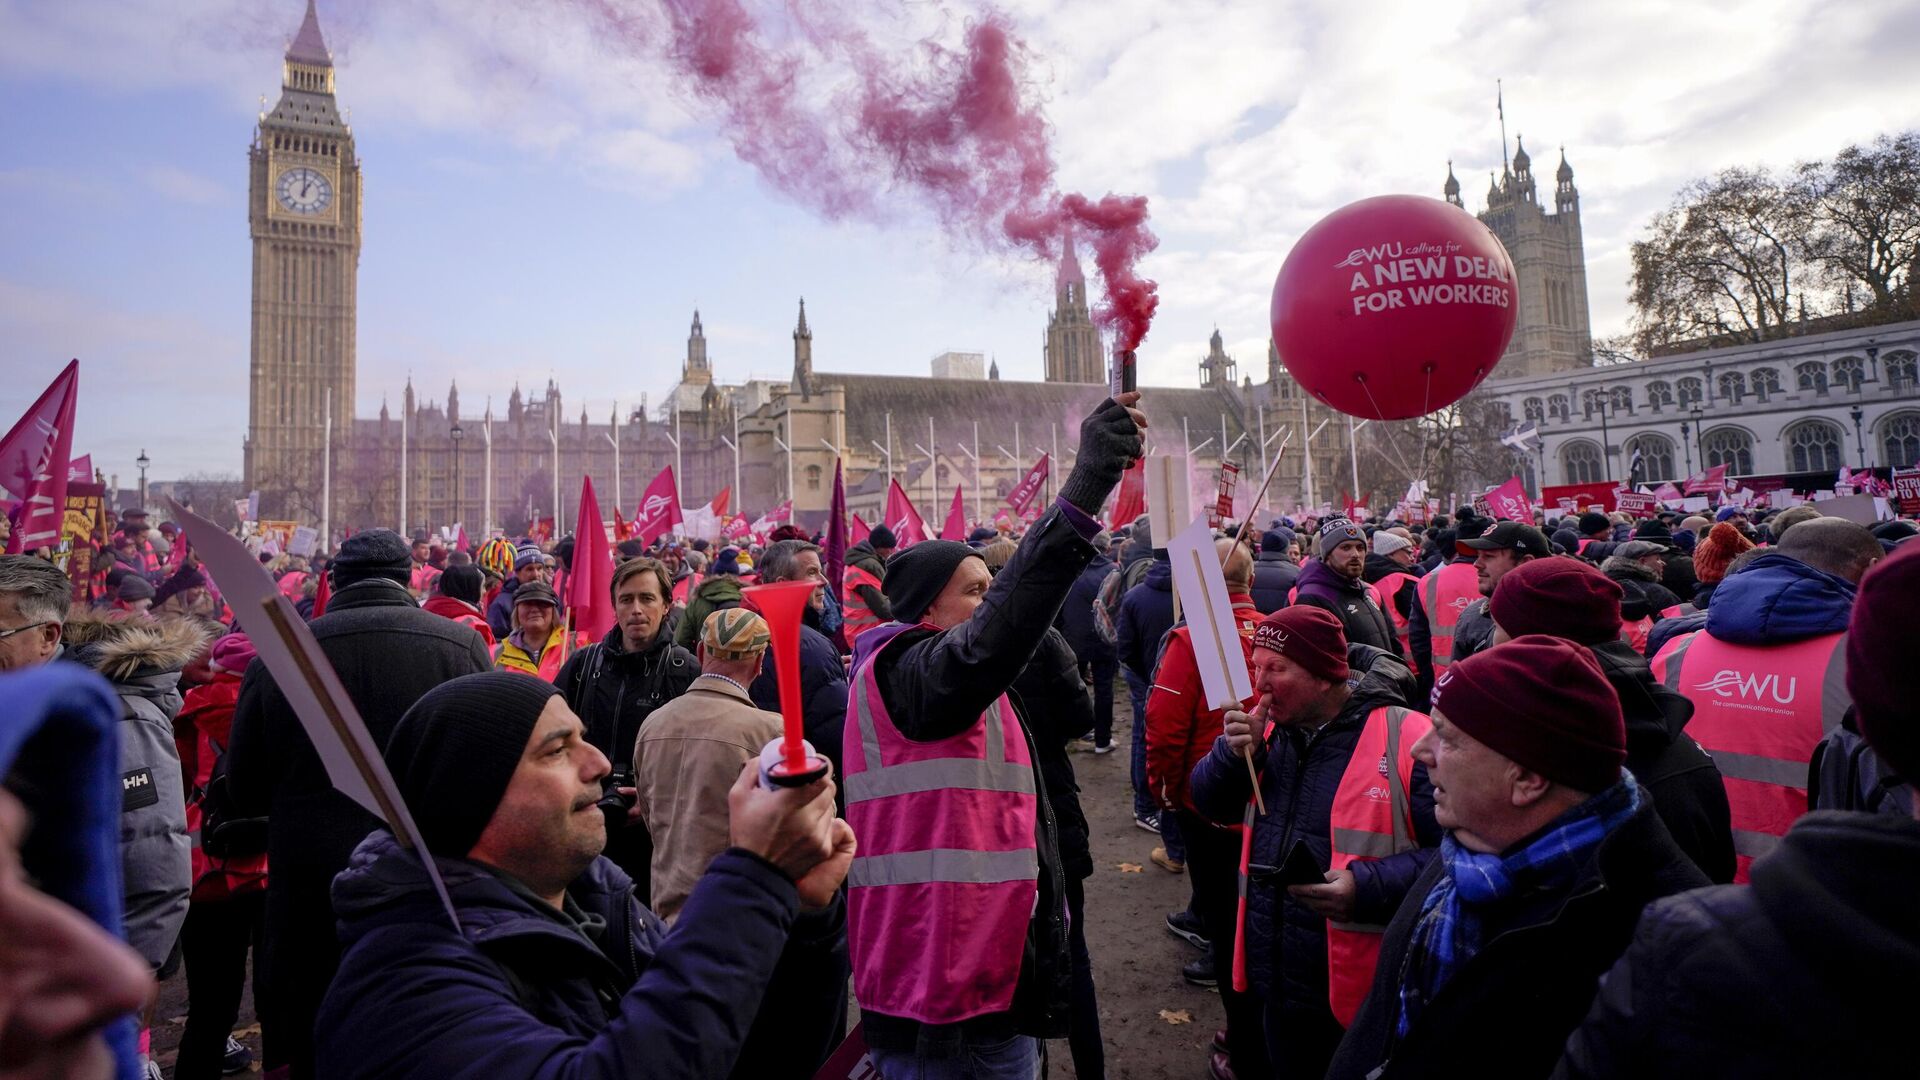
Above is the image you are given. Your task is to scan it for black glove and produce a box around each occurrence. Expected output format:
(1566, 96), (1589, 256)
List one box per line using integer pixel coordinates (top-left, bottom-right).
(1059, 397), (1143, 516)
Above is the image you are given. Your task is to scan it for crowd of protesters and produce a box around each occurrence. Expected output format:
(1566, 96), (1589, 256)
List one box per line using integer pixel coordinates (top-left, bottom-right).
(2, 396), (1916, 1079)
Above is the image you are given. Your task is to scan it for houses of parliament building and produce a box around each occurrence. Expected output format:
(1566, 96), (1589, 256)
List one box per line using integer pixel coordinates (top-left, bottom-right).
(245, 3), (1593, 538)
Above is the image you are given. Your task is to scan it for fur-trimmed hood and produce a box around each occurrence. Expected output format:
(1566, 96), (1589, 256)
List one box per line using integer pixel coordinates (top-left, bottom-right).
(1601, 555), (1662, 583)
(62, 611), (213, 682)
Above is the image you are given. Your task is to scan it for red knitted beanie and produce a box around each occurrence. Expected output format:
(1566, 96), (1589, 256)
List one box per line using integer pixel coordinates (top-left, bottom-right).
(1692, 521), (1755, 585)
(1489, 557), (1623, 646)
(1252, 606), (1350, 683)
(1431, 635), (1625, 794)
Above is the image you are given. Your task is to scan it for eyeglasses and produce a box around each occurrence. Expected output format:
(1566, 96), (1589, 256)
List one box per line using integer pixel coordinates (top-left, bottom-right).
(0, 621), (51, 642)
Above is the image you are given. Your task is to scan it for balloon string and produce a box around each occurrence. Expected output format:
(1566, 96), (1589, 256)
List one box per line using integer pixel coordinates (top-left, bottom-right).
(1355, 379), (1420, 488)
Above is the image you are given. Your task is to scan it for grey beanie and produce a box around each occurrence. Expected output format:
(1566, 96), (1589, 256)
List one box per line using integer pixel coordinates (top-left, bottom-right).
(1317, 517), (1365, 558)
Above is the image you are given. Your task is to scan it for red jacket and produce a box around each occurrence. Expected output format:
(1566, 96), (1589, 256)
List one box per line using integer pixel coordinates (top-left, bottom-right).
(176, 672), (268, 901)
(1145, 595), (1260, 813)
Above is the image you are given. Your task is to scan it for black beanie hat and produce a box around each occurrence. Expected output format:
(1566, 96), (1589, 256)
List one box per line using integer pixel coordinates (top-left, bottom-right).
(332, 528), (413, 587)
(384, 672), (562, 856)
(867, 525), (898, 549)
(882, 540), (983, 624)
(439, 563), (483, 605)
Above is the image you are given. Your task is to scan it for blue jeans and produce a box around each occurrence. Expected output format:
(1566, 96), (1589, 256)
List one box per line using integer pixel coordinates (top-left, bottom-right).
(870, 1034), (1039, 1080)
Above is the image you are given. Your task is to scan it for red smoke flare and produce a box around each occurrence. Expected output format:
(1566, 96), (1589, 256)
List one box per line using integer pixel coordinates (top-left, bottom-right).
(590, 1), (1159, 350)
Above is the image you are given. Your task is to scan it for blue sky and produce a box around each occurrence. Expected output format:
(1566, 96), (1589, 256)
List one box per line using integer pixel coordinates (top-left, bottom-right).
(5, 0), (1919, 480)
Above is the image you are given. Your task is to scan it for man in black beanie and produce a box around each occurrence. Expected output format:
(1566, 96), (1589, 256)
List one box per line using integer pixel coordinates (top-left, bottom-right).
(225, 528), (490, 1077)
(846, 392), (1147, 1077)
(316, 671), (853, 1078)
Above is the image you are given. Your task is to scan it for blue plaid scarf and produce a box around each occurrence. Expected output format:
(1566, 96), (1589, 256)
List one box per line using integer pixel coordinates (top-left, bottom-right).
(1395, 774), (1641, 1039)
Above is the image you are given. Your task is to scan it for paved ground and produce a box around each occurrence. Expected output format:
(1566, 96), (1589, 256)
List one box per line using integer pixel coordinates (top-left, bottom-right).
(151, 681), (1221, 1079)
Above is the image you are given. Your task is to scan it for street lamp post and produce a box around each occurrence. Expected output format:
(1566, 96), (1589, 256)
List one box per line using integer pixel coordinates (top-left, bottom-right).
(135, 449), (150, 513)
(1850, 405), (1868, 470)
(450, 423), (464, 537)
(483, 411), (493, 539)
(1689, 407), (1705, 475)
(1679, 419), (1693, 477)
(602, 406), (621, 516)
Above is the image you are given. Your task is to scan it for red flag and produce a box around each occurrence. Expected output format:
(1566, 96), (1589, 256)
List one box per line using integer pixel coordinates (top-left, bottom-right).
(67, 454), (92, 483)
(708, 486), (730, 518)
(1108, 454), (1146, 529)
(1006, 453), (1050, 517)
(1683, 464), (1728, 495)
(750, 500), (792, 538)
(850, 512), (871, 545)
(884, 479), (928, 546)
(611, 506), (631, 541)
(722, 512), (750, 540)
(568, 477), (616, 642)
(941, 485), (967, 541)
(1486, 476), (1530, 521)
(633, 466), (683, 545)
(454, 523), (469, 553)
(1, 359), (78, 553)
(311, 564), (330, 618)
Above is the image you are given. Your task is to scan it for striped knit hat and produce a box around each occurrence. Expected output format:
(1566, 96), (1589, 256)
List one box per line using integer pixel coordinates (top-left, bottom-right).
(701, 608), (771, 660)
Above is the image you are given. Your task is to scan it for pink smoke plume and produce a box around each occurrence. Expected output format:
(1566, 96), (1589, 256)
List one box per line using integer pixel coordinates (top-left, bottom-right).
(585, 0), (1159, 351)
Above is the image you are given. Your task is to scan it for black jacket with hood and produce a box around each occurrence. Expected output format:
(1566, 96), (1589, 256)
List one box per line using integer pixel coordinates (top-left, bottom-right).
(1555, 812), (1920, 1078)
(1587, 639), (1735, 883)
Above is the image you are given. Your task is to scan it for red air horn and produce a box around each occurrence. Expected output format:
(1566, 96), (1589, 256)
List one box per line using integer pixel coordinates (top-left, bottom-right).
(743, 579), (832, 788)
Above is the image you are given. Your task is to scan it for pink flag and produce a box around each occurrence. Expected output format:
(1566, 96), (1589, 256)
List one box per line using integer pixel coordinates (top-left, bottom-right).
(67, 454), (92, 483)
(1683, 464), (1728, 495)
(850, 513), (871, 545)
(750, 500), (792, 536)
(940, 485), (967, 541)
(1006, 453), (1050, 517)
(568, 477), (615, 642)
(884, 479), (928, 546)
(722, 512), (750, 540)
(1, 360), (78, 554)
(1485, 476), (1530, 521)
(633, 466), (683, 545)
(1652, 482), (1683, 503)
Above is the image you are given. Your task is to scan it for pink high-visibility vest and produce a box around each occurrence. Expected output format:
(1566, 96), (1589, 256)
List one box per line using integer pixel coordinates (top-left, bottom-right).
(1325, 705), (1430, 1026)
(1652, 629), (1849, 882)
(1370, 573), (1418, 672)
(842, 624), (1039, 1024)
(1417, 561), (1479, 678)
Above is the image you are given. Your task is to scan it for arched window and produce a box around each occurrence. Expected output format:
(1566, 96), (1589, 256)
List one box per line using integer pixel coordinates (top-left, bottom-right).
(1784, 420), (1844, 473)
(1489, 400), (1514, 426)
(805, 464), (823, 491)
(1796, 361), (1828, 394)
(1717, 371), (1745, 403)
(1832, 356), (1866, 392)
(1880, 411), (1920, 468)
(1750, 367), (1781, 401)
(1676, 377), (1704, 406)
(1700, 427), (1754, 475)
(1609, 386), (1633, 413)
(995, 478), (1012, 498)
(1523, 397), (1545, 423)
(1886, 351), (1918, 390)
(1581, 389), (1605, 418)
(1549, 394), (1570, 421)
(1646, 381), (1674, 410)
(1561, 441), (1605, 485)
(1624, 434), (1676, 483)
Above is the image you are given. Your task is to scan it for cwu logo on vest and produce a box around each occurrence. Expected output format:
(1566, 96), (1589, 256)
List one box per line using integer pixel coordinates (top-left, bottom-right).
(1695, 669), (1798, 704)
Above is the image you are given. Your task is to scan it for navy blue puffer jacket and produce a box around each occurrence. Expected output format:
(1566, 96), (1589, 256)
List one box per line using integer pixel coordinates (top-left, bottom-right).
(1188, 646), (1439, 1011)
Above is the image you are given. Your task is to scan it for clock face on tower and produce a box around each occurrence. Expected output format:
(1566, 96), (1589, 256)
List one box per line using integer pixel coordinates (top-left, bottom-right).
(275, 166), (333, 214)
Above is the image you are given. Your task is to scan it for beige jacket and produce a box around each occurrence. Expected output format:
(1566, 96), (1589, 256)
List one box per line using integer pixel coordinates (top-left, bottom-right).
(631, 673), (782, 923)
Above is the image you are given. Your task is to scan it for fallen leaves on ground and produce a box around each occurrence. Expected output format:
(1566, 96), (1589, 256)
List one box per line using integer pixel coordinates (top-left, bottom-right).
(1117, 862), (1144, 873)
(1159, 1009), (1193, 1025)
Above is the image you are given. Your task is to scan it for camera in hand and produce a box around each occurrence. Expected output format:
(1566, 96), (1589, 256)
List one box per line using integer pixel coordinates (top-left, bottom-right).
(598, 768), (636, 830)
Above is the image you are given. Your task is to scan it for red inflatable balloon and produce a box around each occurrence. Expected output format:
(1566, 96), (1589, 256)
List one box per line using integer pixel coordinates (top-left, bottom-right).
(1270, 195), (1518, 420)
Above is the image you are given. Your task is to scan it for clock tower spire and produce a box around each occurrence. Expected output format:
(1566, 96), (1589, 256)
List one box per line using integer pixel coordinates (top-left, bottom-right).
(245, 0), (362, 526)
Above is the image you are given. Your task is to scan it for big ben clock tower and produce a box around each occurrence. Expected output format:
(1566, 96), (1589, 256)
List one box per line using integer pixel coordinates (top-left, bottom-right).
(245, 0), (360, 523)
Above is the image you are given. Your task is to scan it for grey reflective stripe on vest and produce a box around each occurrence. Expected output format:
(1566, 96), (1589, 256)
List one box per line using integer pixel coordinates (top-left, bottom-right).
(1658, 632), (1697, 691)
(1420, 574), (1450, 649)
(1332, 828), (1400, 858)
(847, 847), (1039, 887)
(1820, 634), (1850, 734)
(1733, 829), (1782, 861)
(844, 665), (1031, 804)
(1711, 749), (1811, 788)
(1384, 707), (1413, 852)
